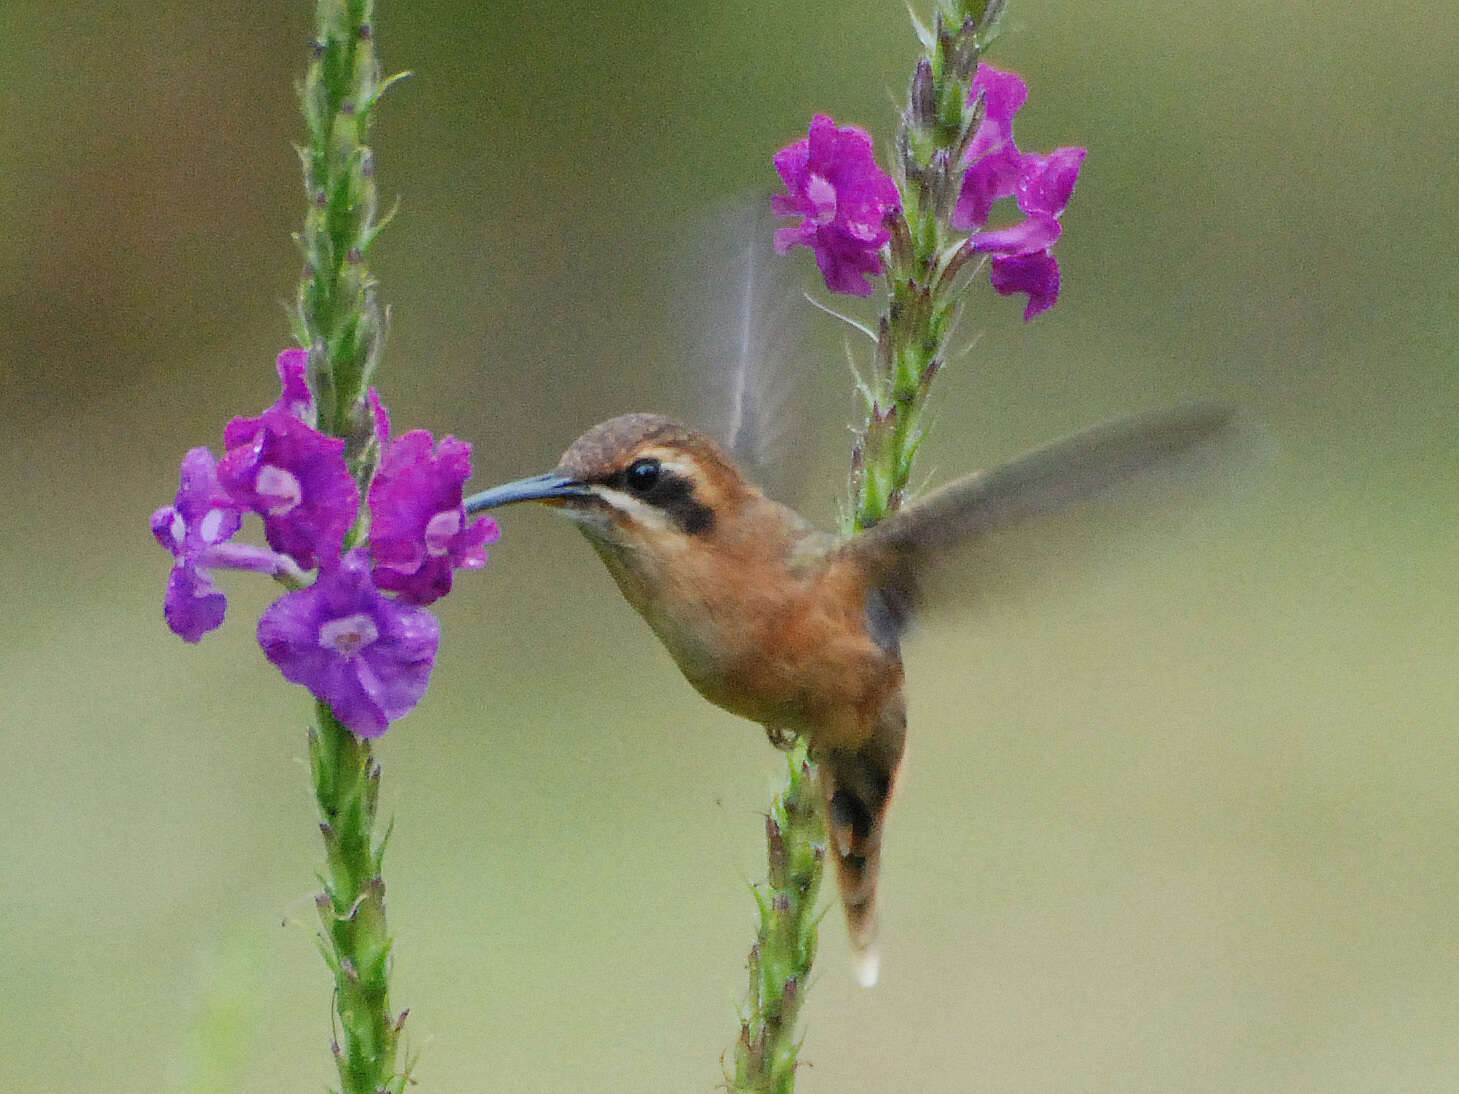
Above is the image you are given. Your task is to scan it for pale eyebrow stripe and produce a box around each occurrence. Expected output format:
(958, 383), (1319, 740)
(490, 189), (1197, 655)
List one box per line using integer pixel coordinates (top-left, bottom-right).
(634, 450), (704, 483)
(593, 487), (674, 533)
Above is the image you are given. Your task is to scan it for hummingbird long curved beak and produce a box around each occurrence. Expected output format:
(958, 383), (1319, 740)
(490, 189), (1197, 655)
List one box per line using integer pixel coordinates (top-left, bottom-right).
(463, 472), (592, 513)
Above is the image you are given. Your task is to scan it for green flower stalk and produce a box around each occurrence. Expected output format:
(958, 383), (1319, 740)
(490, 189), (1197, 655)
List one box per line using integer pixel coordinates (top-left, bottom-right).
(294, 3), (411, 1090)
(295, 0), (402, 465)
(153, 2), (494, 1088)
(311, 700), (411, 1093)
(733, 742), (825, 1094)
(851, 0), (1008, 531)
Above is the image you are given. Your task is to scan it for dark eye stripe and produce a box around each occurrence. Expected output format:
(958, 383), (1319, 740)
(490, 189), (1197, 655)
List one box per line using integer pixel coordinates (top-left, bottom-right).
(605, 465), (715, 535)
(661, 486), (715, 535)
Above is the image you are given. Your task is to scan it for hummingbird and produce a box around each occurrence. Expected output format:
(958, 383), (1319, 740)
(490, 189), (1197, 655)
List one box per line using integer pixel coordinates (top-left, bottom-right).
(463, 401), (1242, 986)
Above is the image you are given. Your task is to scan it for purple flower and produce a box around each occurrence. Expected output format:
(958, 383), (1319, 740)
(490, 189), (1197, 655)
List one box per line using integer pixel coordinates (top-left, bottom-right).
(952, 65), (1086, 320)
(273, 347), (315, 422)
(258, 550), (440, 736)
(368, 430), (499, 605)
(234, 347), (315, 425)
(1016, 147), (1086, 220)
(153, 447), (311, 641)
(989, 251), (1060, 322)
(160, 563), (230, 643)
(218, 365), (360, 570)
(151, 346), (496, 737)
(952, 65), (1029, 229)
(772, 115), (902, 297)
(151, 448), (243, 641)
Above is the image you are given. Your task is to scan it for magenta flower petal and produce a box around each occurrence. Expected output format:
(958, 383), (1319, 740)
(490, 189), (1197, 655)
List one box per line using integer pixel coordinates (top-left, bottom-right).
(771, 221), (812, 254)
(219, 409), (359, 570)
(971, 210), (1063, 255)
(152, 447), (243, 554)
(258, 551), (440, 736)
(212, 346), (355, 569)
(151, 447), (245, 641)
(965, 64), (1029, 163)
(772, 114), (901, 297)
(951, 65), (1086, 320)
(367, 387), (391, 449)
(274, 348), (314, 422)
(226, 350), (317, 449)
(817, 240), (890, 297)
(164, 563), (229, 642)
(368, 430), (499, 605)
(1017, 147), (1086, 217)
(951, 143), (1026, 231)
(954, 64), (1037, 233)
(990, 251), (1061, 321)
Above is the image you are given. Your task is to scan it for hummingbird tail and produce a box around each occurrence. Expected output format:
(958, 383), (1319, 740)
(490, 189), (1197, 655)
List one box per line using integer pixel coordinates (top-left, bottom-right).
(819, 695), (907, 988)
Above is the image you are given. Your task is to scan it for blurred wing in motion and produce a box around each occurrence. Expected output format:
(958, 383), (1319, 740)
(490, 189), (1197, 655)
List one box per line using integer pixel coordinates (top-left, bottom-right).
(667, 198), (817, 503)
(844, 402), (1271, 635)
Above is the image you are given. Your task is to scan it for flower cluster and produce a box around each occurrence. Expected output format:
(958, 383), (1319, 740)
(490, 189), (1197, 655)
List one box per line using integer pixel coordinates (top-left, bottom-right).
(772, 64), (1085, 320)
(772, 115), (902, 297)
(151, 348), (498, 736)
(952, 64), (1085, 320)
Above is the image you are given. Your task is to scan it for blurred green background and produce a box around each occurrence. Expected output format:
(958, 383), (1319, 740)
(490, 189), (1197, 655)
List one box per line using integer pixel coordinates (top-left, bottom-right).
(3, 0), (1456, 1090)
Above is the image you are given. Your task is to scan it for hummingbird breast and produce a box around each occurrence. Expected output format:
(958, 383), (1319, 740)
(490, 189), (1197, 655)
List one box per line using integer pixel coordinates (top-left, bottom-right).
(581, 502), (904, 750)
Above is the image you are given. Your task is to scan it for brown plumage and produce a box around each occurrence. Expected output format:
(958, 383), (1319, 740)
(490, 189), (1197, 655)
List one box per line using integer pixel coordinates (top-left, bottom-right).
(464, 403), (1244, 984)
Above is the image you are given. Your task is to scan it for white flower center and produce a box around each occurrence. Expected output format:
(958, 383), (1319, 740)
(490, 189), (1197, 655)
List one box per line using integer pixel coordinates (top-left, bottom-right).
(806, 173), (838, 224)
(319, 612), (380, 656)
(423, 509), (462, 556)
(198, 507), (228, 544)
(169, 510), (186, 544)
(256, 464), (303, 515)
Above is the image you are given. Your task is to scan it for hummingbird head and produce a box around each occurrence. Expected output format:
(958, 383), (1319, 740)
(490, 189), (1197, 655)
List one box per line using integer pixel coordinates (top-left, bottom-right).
(464, 413), (762, 551)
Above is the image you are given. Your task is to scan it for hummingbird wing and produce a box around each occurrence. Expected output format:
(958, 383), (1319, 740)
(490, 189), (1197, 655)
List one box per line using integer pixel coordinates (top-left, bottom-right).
(666, 198), (823, 505)
(819, 404), (1264, 986)
(844, 402), (1267, 634)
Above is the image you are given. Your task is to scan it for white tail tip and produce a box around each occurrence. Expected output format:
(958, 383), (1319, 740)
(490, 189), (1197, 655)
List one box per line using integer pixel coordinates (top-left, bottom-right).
(854, 945), (881, 988)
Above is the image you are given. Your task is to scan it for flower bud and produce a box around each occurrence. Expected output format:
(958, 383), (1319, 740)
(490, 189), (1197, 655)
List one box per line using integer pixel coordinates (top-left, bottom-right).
(780, 975), (802, 1026)
(766, 815), (789, 889)
(909, 59), (936, 132)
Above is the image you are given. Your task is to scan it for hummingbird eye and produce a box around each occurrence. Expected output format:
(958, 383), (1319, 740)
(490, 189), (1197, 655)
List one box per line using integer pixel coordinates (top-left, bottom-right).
(624, 457), (662, 495)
